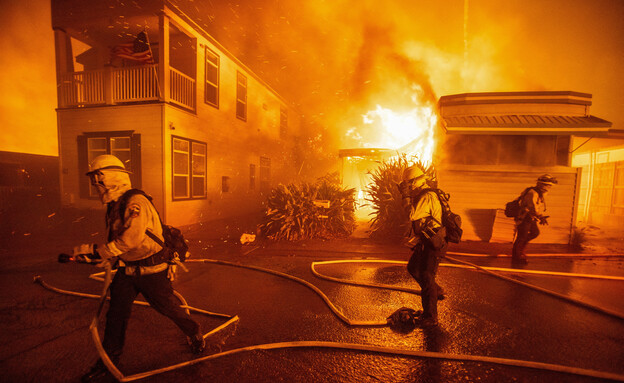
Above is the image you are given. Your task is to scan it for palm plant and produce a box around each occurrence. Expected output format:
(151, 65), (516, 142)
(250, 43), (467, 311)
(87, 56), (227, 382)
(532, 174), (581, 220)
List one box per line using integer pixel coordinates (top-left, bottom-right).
(258, 173), (356, 241)
(367, 155), (434, 240)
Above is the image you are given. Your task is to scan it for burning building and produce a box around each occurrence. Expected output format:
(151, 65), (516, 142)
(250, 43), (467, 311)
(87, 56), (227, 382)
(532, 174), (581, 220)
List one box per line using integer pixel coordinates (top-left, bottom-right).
(51, 0), (303, 227)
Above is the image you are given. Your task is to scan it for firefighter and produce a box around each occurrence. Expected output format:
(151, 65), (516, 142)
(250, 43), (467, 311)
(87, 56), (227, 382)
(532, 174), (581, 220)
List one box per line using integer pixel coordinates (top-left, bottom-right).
(512, 174), (558, 264)
(398, 165), (446, 328)
(76, 155), (205, 383)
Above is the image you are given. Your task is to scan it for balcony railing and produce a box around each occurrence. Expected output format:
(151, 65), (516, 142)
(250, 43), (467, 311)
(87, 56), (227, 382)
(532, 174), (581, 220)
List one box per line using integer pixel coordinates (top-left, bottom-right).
(169, 67), (196, 110)
(58, 65), (195, 111)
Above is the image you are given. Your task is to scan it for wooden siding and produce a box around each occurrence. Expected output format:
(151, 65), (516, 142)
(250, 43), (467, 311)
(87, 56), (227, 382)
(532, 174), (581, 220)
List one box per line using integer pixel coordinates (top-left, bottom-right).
(160, 30), (301, 227)
(437, 167), (579, 244)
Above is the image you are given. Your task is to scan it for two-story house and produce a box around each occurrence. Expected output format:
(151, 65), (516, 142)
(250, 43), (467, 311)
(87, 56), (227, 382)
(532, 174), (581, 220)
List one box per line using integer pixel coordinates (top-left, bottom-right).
(52, 0), (303, 227)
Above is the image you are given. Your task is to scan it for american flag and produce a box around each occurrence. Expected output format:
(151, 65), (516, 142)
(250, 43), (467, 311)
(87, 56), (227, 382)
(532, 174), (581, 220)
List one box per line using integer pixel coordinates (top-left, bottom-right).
(111, 31), (154, 64)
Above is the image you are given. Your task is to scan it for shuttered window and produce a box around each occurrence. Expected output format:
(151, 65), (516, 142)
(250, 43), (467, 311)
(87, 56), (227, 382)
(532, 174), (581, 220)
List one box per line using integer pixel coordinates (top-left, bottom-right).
(77, 131), (141, 199)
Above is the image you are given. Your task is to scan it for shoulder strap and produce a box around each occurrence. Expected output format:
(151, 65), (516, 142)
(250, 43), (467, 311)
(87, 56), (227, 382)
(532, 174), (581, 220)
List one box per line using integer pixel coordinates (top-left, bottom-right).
(118, 189), (151, 221)
(413, 188), (434, 203)
(417, 188), (447, 226)
(118, 188), (166, 247)
(145, 230), (165, 247)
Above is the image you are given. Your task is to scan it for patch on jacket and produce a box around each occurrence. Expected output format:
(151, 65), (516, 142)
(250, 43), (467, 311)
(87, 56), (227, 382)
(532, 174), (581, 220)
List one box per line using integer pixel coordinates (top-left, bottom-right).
(128, 203), (141, 218)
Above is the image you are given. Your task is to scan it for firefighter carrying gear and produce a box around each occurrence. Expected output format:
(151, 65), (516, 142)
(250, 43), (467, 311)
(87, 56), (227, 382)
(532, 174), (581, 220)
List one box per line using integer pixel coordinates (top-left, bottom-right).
(399, 166), (447, 327)
(79, 155), (203, 382)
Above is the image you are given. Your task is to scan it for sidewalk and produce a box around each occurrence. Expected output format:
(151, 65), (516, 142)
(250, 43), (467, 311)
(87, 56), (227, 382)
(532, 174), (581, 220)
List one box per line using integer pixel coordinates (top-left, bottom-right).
(182, 215), (624, 259)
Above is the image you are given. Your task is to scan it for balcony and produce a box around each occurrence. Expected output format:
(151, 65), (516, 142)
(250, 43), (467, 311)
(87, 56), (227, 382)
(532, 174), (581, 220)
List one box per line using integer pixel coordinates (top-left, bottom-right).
(58, 65), (196, 111)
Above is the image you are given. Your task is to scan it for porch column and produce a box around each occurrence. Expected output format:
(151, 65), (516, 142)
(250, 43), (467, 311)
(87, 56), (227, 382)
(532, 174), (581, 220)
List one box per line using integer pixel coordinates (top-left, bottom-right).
(53, 28), (73, 108)
(158, 14), (170, 103)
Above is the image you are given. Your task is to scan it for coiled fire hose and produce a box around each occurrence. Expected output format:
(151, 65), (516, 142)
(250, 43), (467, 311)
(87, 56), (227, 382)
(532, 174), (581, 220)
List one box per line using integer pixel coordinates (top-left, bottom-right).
(35, 256), (624, 382)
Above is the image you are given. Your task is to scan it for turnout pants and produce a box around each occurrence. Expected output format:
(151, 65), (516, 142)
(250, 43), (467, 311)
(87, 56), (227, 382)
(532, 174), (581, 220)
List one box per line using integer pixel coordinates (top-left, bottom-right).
(512, 217), (540, 261)
(407, 241), (446, 321)
(102, 267), (200, 361)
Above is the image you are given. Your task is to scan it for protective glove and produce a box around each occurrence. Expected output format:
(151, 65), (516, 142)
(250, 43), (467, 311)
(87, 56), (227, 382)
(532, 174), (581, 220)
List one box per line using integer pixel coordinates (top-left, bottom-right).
(167, 264), (178, 281)
(72, 243), (100, 263)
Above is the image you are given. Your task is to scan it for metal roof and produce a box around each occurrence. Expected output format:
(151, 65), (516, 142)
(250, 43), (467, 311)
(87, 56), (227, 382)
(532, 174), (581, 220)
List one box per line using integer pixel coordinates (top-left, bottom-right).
(442, 114), (613, 135)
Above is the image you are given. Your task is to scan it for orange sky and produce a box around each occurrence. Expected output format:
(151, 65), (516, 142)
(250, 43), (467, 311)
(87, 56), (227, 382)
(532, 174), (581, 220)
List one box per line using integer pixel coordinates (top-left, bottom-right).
(0, 0), (622, 156)
(0, 0), (57, 156)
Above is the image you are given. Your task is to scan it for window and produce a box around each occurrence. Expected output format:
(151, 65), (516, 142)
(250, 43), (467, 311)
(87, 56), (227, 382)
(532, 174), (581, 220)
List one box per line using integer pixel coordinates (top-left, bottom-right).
(259, 157), (270, 191)
(172, 136), (207, 200)
(204, 47), (219, 107)
(236, 71), (247, 121)
(77, 131), (141, 198)
(280, 106), (288, 138)
(249, 164), (256, 190)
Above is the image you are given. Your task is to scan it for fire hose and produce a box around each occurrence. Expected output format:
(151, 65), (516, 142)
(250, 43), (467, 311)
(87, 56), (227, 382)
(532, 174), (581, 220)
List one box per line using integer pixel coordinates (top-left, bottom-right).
(35, 255), (624, 382)
(310, 258), (624, 321)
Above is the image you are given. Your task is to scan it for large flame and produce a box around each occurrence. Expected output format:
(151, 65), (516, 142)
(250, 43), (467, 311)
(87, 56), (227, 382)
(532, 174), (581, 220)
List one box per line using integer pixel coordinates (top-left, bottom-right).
(360, 104), (437, 166)
(342, 85), (438, 216)
(345, 85), (437, 167)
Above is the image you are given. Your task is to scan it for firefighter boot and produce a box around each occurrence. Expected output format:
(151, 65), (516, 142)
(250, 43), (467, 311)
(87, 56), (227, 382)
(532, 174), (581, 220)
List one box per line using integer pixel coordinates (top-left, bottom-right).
(189, 333), (206, 354)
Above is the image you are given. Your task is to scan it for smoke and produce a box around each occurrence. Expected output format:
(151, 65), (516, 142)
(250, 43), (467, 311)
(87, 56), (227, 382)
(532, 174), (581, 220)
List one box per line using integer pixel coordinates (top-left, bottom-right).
(183, 0), (623, 141)
(0, 0), (57, 155)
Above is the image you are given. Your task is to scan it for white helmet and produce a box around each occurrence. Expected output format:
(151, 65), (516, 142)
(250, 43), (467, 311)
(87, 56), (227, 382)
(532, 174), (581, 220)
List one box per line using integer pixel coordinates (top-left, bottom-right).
(86, 154), (131, 175)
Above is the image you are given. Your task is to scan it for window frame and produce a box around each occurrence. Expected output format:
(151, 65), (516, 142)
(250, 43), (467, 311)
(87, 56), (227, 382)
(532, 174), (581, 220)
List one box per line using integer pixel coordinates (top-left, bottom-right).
(172, 135), (207, 201)
(78, 130), (141, 199)
(236, 71), (247, 121)
(204, 46), (220, 108)
(259, 156), (271, 191)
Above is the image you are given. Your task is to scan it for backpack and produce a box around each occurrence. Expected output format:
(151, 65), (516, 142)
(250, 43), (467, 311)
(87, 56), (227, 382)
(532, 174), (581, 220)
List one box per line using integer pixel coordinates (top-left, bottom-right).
(118, 189), (189, 262)
(504, 187), (534, 218)
(416, 188), (463, 244)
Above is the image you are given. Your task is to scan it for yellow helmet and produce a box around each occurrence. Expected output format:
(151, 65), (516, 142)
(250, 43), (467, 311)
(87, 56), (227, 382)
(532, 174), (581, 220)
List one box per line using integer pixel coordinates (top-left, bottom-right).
(537, 174), (558, 186)
(403, 165), (427, 187)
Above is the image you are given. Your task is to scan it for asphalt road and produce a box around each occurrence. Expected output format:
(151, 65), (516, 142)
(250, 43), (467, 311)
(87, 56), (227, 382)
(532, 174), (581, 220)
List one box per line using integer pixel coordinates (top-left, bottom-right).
(1, 239), (623, 382)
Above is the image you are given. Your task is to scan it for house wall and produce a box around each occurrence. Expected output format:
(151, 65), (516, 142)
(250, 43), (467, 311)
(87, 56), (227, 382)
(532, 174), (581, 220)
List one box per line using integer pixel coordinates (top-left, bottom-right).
(57, 104), (165, 212)
(438, 165), (578, 244)
(159, 10), (301, 227)
(54, 2), (303, 229)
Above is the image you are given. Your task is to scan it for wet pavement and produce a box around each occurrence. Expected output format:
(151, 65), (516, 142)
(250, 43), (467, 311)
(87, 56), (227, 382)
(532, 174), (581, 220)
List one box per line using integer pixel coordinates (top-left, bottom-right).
(1, 234), (624, 382)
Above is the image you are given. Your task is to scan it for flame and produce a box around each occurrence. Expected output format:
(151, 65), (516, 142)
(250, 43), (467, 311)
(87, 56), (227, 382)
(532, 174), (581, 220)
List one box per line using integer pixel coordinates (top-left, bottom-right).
(361, 104), (437, 166)
(345, 85), (438, 167)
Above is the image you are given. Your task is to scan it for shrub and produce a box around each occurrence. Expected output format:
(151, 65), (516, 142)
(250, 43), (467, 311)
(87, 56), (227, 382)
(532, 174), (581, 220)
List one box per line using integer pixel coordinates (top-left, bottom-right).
(258, 173), (356, 241)
(367, 156), (433, 240)
(569, 225), (588, 252)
